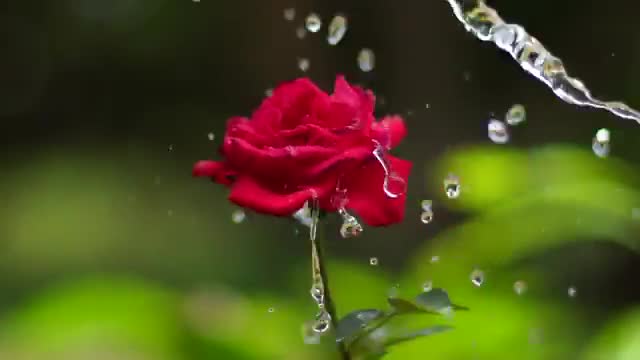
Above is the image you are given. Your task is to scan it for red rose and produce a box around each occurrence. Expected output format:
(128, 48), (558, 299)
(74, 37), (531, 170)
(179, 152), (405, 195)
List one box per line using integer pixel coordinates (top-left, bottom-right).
(193, 76), (411, 226)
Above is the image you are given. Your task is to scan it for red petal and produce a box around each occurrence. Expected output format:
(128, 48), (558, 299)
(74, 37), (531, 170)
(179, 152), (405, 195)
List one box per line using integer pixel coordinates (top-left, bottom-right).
(345, 155), (412, 226)
(371, 115), (408, 149)
(264, 78), (325, 129)
(228, 176), (335, 216)
(192, 160), (235, 185)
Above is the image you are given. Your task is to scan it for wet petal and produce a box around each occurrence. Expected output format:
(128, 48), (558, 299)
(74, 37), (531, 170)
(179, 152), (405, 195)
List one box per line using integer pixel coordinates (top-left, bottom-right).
(371, 115), (408, 149)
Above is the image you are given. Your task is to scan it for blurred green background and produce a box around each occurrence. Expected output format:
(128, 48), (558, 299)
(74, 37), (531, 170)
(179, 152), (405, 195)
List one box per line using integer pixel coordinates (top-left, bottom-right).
(2, 0), (640, 359)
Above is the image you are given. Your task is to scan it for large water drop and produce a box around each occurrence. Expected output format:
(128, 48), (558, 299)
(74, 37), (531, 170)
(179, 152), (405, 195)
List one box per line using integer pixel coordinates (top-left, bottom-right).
(305, 13), (322, 33)
(327, 15), (348, 45)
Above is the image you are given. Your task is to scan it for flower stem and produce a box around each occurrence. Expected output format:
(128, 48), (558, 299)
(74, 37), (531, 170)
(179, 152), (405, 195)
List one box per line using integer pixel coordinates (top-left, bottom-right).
(309, 201), (350, 360)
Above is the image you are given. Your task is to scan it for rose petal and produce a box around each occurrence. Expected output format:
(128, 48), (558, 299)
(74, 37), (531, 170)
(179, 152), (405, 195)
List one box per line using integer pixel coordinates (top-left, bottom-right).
(192, 160), (235, 185)
(265, 78), (324, 129)
(371, 115), (408, 149)
(345, 155), (412, 226)
(229, 176), (336, 216)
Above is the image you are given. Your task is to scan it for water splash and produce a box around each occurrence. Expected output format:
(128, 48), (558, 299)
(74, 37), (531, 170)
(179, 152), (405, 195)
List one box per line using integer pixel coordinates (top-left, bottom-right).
(373, 142), (407, 199)
(445, 0), (640, 124)
(338, 208), (363, 238)
(308, 198), (332, 333)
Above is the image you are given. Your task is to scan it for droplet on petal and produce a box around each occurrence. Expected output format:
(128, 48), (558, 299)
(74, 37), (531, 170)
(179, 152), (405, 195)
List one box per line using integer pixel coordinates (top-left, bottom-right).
(488, 119), (510, 144)
(470, 268), (485, 287)
(305, 13), (322, 33)
(506, 104), (526, 125)
(357, 48), (375, 72)
(443, 174), (461, 199)
(592, 128), (610, 158)
(327, 15), (348, 45)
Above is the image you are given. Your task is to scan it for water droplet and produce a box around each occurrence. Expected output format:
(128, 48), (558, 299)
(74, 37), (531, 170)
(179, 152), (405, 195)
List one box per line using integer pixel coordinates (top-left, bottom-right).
(488, 119), (510, 144)
(297, 57), (310, 72)
(384, 173), (407, 198)
(283, 8), (296, 21)
(430, 255), (440, 264)
(312, 310), (331, 333)
(513, 280), (528, 295)
(568, 286), (577, 298)
(357, 48), (375, 72)
(425, 103), (431, 109)
(443, 174), (461, 199)
(369, 257), (379, 266)
(420, 210), (434, 224)
(207, 132), (215, 141)
(268, 307), (275, 313)
(340, 212), (363, 238)
(327, 15), (347, 45)
(310, 285), (324, 306)
(470, 268), (485, 287)
(506, 104), (526, 125)
(421, 200), (433, 211)
(422, 280), (433, 292)
(592, 128), (610, 158)
(168, 144), (174, 151)
(305, 13), (322, 33)
(231, 209), (246, 224)
(302, 321), (321, 344)
(295, 26), (307, 39)
(264, 88), (273, 97)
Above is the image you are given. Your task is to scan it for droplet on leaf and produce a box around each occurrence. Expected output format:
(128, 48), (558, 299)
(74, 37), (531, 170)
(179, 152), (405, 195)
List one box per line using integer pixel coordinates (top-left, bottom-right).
(470, 268), (485, 287)
(443, 174), (461, 199)
(488, 119), (510, 144)
(422, 280), (433, 292)
(305, 13), (322, 33)
(313, 310), (332, 333)
(357, 48), (375, 72)
(327, 14), (348, 45)
(268, 307), (275, 313)
(506, 104), (526, 125)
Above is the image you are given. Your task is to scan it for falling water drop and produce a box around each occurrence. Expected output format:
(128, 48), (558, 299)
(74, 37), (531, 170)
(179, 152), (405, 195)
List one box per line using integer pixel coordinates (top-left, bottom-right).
(327, 15), (348, 45)
(297, 57), (310, 72)
(358, 48), (375, 72)
(470, 268), (485, 287)
(488, 119), (510, 144)
(430, 255), (440, 264)
(264, 88), (274, 97)
(373, 143), (407, 198)
(283, 8), (296, 21)
(207, 132), (215, 141)
(369, 257), (379, 266)
(444, 174), (461, 199)
(268, 307), (275, 313)
(506, 104), (526, 125)
(231, 209), (246, 224)
(568, 286), (578, 298)
(295, 26), (307, 39)
(422, 280), (433, 292)
(420, 210), (434, 224)
(339, 209), (363, 238)
(421, 199), (433, 211)
(592, 128), (610, 158)
(312, 310), (332, 333)
(305, 13), (322, 33)
(513, 280), (528, 295)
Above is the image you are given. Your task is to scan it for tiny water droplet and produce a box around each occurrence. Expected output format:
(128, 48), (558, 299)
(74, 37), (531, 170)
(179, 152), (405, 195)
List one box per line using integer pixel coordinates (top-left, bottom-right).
(310, 285), (324, 305)
(168, 144), (174, 151)
(327, 15), (347, 45)
(592, 128), (610, 158)
(268, 307), (275, 313)
(420, 210), (434, 224)
(568, 286), (577, 298)
(444, 174), (461, 199)
(357, 48), (375, 72)
(488, 119), (510, 144)
(305, 13), (322, 33)
(312, 310), (331, 333)
(265, 88), (273, 97)
(295, 26), (307, 39)
(470, 268), (485, 287)
(231, 209), (246, 224)
(207, 132), (215, 141)
(506, 104), (526, 125)
(283, 8), (296, 21)
(430, 255), (440, 264)
(369, 257), (379, 266)
(297, 57), (310, 72)
(422, 280), (433, 292)
(425, 103), (431, 109)
(513, 280), (527, 295)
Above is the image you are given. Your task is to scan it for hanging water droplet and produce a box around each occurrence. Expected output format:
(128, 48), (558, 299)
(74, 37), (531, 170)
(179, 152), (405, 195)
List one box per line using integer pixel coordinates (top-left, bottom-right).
(488, 119), (510, 144)
(357, 48), (375, 72)
(513, 280), (528, 295)
(268, 307), (275, 313)
(297, 57), (310, 72)
(207, 132), (215, 141)
(422, 280), (433, 292)
(443, 174), (461, 199)
(310, 285), (324, 306)
(369, 257), (379, 266)
(295, 26), (307, 39)
(305, 13), (322, 33)
(421, 199), (433, 211)
(470, 268), (485, 287)
(231, 209), (246, 224)
(312, 310), (332, 333)
(283, 8), (296, 21)
(568, 286), (577, 298)
(420, 210), (434, 224)
(339, 212), (363, 238)
(506, 104), (526, 125)
(327, 15), (347, 45)
(302, 321), (321, 344)
(592, 128), (610, 158)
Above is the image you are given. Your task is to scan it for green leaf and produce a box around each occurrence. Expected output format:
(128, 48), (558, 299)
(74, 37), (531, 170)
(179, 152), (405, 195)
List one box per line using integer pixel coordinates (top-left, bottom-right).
(336, 309), (386, 344)
(387, 297), (422, 314)
(414, 289), (453, 314)
(384, 325), (454, 348)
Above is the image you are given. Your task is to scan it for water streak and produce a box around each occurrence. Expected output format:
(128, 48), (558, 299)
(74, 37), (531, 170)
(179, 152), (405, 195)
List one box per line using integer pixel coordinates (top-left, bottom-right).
(445, 0), (640, 123)
(308, 198), (332, 333)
